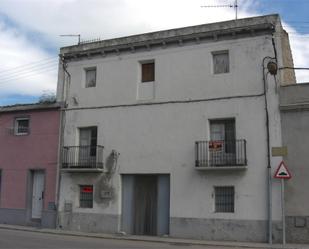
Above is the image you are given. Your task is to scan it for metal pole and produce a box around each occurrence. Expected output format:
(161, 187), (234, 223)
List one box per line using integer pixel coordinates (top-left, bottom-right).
(281, 178), (286, 245)
(235, 0), (238, 20)
(268, 167), (272, 244)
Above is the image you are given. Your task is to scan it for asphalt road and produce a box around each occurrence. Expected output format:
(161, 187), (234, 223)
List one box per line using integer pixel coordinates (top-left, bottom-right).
(0, 229), (239, 249)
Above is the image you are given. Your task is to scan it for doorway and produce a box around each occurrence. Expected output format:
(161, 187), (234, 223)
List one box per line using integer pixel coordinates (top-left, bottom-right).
(209, 119), (236, 165)
(133, 175), (157, 235)
(122, 174), (170, 236)
(79, 127), (97, 167)
(31, 171), (45, 219)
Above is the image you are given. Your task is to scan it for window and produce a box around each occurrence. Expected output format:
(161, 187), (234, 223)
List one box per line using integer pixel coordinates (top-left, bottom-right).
(78, 127), (98, 168)
(210, 119), (235, 153)
(80, 185), (93, 208)
(85, 68), (96, 87)
(212, 51), (229, 74)
(141, 61), (155, 82)
(214, 186), (234, 213)
(15, 118), (30, 135)
(79, 127), (97, 156)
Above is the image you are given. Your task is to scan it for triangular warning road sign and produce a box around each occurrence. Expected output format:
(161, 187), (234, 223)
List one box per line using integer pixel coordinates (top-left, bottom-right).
(274, 161), (292, 179)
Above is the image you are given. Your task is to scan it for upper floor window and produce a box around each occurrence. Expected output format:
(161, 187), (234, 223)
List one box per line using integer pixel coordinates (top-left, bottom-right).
(212, 51), (229, 74)
(15, 117), (30, 135)
(141, 61), (155, 82)
(209, 118), (235, 147)
(79, 126), (97, 157)
(85, 67), (96, 88)
(209, 119), (236, 165)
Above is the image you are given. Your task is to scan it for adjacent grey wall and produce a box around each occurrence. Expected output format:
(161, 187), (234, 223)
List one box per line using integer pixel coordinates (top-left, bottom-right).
(280, 83), (309, 243)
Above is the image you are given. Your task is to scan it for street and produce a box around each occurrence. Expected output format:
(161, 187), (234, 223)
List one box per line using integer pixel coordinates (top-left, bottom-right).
(0, 228), (240, 249)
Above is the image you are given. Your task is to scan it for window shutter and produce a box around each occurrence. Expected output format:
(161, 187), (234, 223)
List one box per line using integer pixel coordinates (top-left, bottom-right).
(213, 52), (229, 74)
(86, 69), (96, 87)
(142, 62), (155, 82)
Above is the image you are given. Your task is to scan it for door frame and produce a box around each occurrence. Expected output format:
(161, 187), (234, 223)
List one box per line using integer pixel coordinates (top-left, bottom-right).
(121, 174), (170, 236)
(26, 169), (46, 222)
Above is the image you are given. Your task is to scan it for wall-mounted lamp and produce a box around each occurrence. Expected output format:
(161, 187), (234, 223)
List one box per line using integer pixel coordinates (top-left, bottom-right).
(267, 61), (278, 75)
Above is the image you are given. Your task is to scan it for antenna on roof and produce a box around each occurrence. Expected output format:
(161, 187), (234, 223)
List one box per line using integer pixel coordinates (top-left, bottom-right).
(201, 0), (238, 20)
(60, 34), (81, 45)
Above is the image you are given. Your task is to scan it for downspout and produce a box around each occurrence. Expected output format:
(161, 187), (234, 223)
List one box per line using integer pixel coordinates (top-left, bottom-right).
(55, 55), (70, 228)
(262, 60), (272, 244)
(262, 33), (278, 244)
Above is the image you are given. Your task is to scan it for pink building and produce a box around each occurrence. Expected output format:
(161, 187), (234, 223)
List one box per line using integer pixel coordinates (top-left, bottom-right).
(0, 103), (60, 228)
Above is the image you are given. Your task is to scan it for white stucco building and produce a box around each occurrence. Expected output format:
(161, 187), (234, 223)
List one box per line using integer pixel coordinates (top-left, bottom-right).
(56, 14), (296, 242)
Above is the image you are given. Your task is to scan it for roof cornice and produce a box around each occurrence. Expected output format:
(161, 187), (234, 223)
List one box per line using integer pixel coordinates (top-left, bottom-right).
(60, 14), (280, 61)
(0, 102), (61, 113)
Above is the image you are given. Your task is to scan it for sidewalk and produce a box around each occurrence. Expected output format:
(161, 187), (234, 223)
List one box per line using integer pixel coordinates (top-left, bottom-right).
(0, 224), (308, 249)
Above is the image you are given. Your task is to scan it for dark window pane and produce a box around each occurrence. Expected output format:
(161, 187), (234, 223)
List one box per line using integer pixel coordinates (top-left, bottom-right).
(90, 127), (97, 156)
(142, 62), (155, 82)
(16, 119), (29, 134)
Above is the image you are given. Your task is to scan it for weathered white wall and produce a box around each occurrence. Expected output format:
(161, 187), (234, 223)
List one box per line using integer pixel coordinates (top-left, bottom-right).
(64, 36), (275, 108)
(58, 31), (285, 236)
(59, 96), (282, 220)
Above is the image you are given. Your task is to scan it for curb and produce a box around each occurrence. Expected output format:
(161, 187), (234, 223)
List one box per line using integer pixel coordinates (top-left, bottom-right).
(0, 224), (304, 249)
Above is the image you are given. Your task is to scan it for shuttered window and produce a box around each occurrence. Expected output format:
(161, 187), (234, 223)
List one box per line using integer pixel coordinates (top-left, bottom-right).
(85, 68), (96, 87)
(215, 186), (234, 213)
(213, 51), (229, 74)
(141, 62), (155, 82)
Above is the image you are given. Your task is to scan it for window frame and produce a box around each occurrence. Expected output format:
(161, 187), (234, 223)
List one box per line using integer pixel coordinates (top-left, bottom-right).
(84, 67), (97, 88)
(79, 185), (94, 208)
(14, 117), (30, 136)
(140, 60), (155, 83)
(212, 50), (230, 74)
(78, 126), (98, 156)
(214, 186), (235, 213)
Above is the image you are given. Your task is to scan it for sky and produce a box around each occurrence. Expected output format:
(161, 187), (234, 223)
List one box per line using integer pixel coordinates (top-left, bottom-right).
(0, 0), (308, 106)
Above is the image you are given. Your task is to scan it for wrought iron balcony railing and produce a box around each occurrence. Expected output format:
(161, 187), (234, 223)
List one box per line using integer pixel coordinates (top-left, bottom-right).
(61, 145), (104, 170)
(195, 140), (247, 168)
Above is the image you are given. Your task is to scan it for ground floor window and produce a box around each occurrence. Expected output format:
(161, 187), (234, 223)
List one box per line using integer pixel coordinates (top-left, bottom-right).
(80, 185), (93, 208)
(214, 186), (234, 213)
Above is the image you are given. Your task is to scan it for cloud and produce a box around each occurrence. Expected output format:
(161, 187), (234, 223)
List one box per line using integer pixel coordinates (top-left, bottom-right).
(0, 19), (57, 99)
(0, 0), (256, 44)
(0, 0), (308, 105)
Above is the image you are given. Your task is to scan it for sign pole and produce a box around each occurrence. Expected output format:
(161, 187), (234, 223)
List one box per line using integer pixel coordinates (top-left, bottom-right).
(281, 178), (286, 245)
(273, 160), (291, 246)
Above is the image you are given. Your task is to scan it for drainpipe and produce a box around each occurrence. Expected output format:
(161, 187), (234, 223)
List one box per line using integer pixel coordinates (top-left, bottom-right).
(55, 55), (70, 228)
(262, 56), (272, 244)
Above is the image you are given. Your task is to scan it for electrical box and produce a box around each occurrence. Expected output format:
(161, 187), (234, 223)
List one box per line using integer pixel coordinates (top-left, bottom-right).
(100, 190), (113, 199)
(64, 202), (72, 212)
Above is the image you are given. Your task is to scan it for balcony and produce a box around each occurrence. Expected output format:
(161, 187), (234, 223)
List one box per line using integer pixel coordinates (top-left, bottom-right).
(195, 140), (247, 171)
(61, 145), (104, 172)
